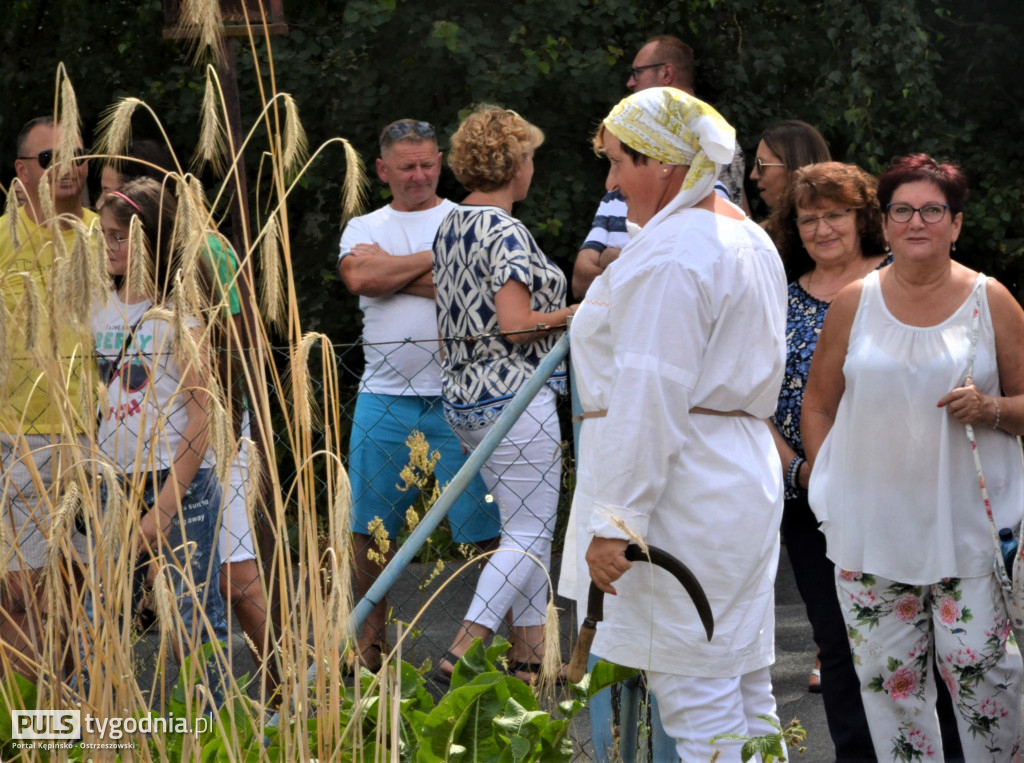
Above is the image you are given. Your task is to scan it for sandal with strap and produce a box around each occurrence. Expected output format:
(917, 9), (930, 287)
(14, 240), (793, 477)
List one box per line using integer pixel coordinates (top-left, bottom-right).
(431, 650), (461, 687)
(511, 661), (571, 685)
(808, 654), (822, 694)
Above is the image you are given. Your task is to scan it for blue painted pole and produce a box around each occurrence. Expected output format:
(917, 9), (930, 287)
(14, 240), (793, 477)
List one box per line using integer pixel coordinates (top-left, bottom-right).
(299, 331), (572, 695)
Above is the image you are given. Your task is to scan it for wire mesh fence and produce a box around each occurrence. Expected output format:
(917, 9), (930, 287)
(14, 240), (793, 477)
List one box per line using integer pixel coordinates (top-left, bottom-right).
(288, 332), (579, 669)
(0, 327), (595, 758)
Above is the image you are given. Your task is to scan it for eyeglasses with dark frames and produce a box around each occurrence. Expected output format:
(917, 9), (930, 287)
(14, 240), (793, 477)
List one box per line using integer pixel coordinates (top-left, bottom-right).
(885, 203), (950, 224)
(629, 62), (666, 78)
(17, 147), (88, 170)
(754, 157), (786, 171)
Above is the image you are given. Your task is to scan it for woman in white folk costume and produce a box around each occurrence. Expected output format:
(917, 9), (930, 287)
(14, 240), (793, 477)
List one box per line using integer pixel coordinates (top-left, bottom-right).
(561, 87), (788, 760)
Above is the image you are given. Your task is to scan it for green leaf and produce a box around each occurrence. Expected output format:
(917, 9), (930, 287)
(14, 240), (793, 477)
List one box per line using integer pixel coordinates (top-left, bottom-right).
(587, 660), (640, 699)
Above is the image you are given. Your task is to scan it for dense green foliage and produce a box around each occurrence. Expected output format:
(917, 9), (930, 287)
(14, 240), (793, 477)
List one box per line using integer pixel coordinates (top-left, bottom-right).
(2, 0), (1022, 344)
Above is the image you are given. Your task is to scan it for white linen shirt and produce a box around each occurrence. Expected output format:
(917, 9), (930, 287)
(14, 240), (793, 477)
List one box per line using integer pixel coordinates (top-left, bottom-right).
(561, 205), (787, 678)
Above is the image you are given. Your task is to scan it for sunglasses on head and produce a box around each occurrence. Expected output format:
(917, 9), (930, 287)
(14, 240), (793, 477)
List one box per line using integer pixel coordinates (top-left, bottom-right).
(18, 147), (88, 170)
(384, 121), (435, 141)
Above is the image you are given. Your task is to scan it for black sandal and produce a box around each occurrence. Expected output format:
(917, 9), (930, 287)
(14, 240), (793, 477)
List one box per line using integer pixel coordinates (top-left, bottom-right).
(431, 650), (461, 686)
(511, 661), (571, 685)
(344, 641), (386, 676)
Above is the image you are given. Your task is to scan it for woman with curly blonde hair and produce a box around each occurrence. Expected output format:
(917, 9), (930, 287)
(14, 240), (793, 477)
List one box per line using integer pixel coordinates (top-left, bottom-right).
(433, 106), (577, 682)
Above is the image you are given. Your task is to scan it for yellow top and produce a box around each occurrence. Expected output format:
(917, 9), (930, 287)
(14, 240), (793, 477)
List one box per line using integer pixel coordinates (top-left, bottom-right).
(0, 205), (98, 435)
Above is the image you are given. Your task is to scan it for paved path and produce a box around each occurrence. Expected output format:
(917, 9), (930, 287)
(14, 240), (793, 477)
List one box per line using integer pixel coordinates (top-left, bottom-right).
(136, 545), (838, 760)
(386, 547), (837, 761)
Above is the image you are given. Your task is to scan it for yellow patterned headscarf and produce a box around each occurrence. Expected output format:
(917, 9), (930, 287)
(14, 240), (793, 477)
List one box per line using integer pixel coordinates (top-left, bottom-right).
(603, 87), (736, 208)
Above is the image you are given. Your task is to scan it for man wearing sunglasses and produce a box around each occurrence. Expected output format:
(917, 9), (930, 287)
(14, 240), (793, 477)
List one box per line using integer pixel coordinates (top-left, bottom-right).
(337, 119), (498, 672)
(571, 35), (750, 300)
(0, 115), (94, 673)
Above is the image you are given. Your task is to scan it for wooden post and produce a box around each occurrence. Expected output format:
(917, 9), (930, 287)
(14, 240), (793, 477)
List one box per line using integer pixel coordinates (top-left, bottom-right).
(163, 0), (287, 690)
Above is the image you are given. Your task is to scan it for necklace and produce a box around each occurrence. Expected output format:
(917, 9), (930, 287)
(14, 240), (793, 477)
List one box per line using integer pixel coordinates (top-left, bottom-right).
(804, 257), (876, 302)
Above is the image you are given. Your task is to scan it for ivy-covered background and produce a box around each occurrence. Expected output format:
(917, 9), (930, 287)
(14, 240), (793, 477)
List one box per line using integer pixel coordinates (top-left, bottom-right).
(2, 0), (1022, 344)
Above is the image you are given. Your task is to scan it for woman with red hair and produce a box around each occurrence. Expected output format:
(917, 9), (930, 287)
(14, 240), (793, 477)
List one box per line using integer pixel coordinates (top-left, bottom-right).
(803, 154), (1024, 759)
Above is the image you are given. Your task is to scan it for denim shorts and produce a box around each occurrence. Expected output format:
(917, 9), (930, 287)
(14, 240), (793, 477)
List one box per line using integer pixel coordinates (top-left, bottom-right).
(80, 467), (229, 708)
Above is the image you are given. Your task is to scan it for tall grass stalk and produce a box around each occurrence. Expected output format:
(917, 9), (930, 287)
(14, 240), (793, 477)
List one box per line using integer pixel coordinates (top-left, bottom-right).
(0, 2), (573, 760)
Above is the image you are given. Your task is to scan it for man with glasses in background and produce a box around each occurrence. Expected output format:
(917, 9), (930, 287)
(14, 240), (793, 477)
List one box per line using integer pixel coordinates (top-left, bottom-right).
(337, 119), (498, 673)
(571, 35), (750, 299)
(0, 115), (94, 674)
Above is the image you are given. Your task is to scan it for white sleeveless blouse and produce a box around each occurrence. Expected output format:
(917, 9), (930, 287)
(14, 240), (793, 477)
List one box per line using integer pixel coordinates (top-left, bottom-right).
(809, 270), (1024, 583)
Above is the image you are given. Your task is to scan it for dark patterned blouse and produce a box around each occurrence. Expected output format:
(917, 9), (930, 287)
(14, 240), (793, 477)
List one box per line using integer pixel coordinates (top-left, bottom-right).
(433, 204), (567, 429)
(772, 256), (891, 498)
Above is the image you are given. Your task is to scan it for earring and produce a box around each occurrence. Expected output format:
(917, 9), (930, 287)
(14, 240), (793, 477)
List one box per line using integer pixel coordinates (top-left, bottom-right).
(952, 241), (957, 252)
(884, 242), (891, 253)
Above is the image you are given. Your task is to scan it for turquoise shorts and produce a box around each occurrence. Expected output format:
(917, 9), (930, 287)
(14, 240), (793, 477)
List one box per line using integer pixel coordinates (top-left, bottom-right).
(348, 393), (499, 543)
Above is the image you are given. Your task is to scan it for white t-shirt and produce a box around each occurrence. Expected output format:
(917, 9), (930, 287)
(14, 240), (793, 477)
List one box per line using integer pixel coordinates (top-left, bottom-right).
(93, 294), (209, 473)
(339, 201), (455, 396)
(561, 206), (787, 678)
(809, 272), (1024, 582)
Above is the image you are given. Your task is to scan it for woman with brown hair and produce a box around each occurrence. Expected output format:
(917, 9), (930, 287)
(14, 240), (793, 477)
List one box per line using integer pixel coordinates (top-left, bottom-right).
(766, 161), (887, 758)
(750, 120), (831, 213)
(803, 153), (1024, 759)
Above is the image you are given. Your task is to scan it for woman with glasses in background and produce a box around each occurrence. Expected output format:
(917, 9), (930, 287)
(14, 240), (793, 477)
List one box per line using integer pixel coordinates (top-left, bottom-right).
(803, 154), (1024, 759)
(750, 120), (831, 214)
(765, 162), (887, 757)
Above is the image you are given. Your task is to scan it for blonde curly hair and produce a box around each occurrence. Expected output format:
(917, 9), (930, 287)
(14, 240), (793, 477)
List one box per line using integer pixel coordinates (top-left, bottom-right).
(448, 105), (544, 192)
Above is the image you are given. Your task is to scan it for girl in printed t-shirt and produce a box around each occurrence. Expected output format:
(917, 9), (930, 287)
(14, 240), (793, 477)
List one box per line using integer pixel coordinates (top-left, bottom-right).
(83, 176), (229, 705)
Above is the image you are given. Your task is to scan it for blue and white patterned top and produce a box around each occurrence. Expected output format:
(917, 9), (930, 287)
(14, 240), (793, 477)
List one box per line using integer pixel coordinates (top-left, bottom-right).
(773, 256), (891, 498)
(773, 280), (827, 496)
(433, 204), (567, 429)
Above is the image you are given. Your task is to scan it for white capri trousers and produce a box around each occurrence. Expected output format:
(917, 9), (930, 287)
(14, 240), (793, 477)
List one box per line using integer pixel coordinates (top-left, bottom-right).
(457, 387), (561, 631)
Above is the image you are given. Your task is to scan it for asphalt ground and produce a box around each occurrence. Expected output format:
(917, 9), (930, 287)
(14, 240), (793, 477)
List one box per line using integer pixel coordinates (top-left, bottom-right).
(390, 548), (838, 762)
(136, 545), (837, 761)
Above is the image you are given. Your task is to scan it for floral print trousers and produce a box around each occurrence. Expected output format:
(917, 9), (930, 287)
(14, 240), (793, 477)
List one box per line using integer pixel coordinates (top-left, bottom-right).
(837, 569), (1022, 762)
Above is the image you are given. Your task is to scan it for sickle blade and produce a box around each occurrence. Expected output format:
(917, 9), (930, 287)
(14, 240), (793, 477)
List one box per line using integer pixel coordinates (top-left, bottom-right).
(625, 543), (714, 641)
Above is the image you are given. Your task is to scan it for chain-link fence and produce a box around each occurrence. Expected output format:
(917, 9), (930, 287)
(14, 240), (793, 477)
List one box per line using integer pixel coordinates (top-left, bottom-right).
(0, 325), (597, 756)
(327, 329), (575, 664)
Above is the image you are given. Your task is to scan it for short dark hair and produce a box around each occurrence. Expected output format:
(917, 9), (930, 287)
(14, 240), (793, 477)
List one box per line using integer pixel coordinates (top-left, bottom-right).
(592, 124), (650, 165)
(15, 116), (53, 158)
(761, 120), (831, 172)
(766, 161), (887, 282)
(646, 35), (695, 91)
(877, 153), (969, 215)
(111, 138), (175, 184)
